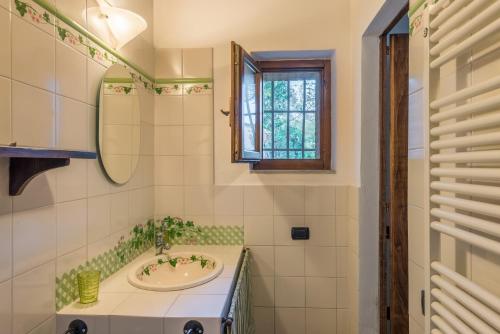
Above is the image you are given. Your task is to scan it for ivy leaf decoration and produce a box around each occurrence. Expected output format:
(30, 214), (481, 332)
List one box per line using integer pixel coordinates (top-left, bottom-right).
(15, 0), (27, 17)
(123, 86), (132, 94)
(79, 35), (84, 44)
(143, 267), (150, 276)
(200, 258), (208, 269)
(42, 12), (50, 23)
(168, 258), (178, 267)
(57, 27), (67, 41)
(154, 87), (163, 95)
(190, 255), (197, 262)
(89, 47), (96, 58)
(158, 258), (165, 265)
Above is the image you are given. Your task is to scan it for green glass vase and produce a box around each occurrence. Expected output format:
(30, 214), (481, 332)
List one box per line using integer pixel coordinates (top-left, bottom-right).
(77, 271), (100, 304)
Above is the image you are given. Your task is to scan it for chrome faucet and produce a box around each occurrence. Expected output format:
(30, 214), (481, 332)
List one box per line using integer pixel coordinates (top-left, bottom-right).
(155, 230), (170, 255)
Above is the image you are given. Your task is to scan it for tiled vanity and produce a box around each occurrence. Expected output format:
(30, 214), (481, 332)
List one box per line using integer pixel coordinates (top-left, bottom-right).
(56, 245), (243, 334)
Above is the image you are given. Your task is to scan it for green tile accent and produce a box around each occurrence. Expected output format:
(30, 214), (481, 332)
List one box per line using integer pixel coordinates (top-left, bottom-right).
(56, 224), (243, 311)
(155, 78), (213, 84)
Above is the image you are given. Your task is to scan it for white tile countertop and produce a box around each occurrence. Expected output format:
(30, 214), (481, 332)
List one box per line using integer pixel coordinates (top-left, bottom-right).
(56, 245), (244, 334)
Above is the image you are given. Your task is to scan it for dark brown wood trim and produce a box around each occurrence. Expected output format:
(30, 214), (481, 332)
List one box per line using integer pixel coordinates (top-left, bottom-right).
(252, 59), (332, 171)
(378, 35), (389, 334)
(389, 33), (409, 333)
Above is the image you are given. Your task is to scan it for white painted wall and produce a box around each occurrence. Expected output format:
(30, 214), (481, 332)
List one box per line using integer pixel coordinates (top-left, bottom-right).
(153, 0), (355, 186)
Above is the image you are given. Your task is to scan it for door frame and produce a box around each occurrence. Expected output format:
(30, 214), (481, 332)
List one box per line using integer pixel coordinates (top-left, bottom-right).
(378, 6), (409, 334)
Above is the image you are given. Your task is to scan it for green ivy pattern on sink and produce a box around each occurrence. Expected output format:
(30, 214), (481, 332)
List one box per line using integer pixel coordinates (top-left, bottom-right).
(138, 254), (216, 280)
(56, 223), (243, 310)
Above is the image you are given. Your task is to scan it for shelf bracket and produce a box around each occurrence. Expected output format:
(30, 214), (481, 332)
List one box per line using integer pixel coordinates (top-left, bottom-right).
(9, 157), (70, 196)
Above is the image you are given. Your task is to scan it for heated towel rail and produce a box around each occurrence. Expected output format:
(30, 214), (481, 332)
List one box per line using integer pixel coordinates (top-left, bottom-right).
(222, 248), (253, 334)
(426, 0), (500, 333)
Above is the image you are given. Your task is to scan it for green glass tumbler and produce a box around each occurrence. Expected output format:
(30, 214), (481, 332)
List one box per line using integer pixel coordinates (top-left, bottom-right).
(77, 271), (100, 304)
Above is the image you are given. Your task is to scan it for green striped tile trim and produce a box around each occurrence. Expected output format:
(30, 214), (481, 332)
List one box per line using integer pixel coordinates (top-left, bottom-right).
(172, 225), (244, 246)
(103, 78), (135, 84)
(155, 78), (213, 84)
(56, 225), (243, 310)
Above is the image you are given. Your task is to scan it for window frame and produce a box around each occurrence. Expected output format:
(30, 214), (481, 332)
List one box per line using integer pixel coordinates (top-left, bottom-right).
(252, 59), (331, 171)
(230, 42), (262, 162)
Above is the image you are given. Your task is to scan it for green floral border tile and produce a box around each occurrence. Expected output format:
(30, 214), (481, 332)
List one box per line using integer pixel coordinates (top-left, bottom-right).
(56, 224), (243, 311)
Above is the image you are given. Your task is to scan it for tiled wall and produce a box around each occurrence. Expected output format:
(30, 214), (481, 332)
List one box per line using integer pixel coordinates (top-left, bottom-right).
(0, 1), (155, 333)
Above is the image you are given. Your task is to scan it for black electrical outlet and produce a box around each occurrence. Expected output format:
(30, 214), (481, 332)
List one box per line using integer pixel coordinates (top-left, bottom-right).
(291, 227), (309, 240)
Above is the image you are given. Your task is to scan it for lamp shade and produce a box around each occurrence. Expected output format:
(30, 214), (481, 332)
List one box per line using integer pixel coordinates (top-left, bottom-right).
(86, 3), (147, 50)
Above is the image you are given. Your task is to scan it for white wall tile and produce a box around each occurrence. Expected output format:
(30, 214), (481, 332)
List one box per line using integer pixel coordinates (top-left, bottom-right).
(335, 216), (348, 247)
(275, 308), (305, 334)
(55, 40), (86, 102)
(0, 279), (11, 334)
(306, 308), (336, 334)
(305, 277), (336, 308)
(408, 159), (424, 208)
(155, 48), (182, 78)
(183, 155), (213, 185)
(184, 185), (213, 216)
(12, 81), (55, 148)
(13, 206), (56, 275)
(275, 246), (304, 276)
(55, 96), (89, 150)
(249, 246), (274, 277)
(87, 160), (110, 197)
(409, 261), (425, 328)
(0, 76), (11, 145)
(244, 215), (273, 246)
(0, 214), (11, 282)
(27, 316), (56, 334)
(244, 186), (274, 216)
(13, 261), (55, 334)
(155, 95), (183, 125)
(56, 199), (87, 256)
(253, 307), (274, 334)
(156, 126), (183, 155)
(305, 186), (335, 215)
(55, 0), (86, 26)
(305, 216), (335, 246)
(0, 8), (11, 78)
(86, 59), (106, 106)
(183, 94), (213, 125)
(12, 170), (56, 212)
(335, 186), (348, 216)
(56, 246), (86, 277)
(252, 276), (274, 307)
(56, 159), (87, 202)
(12, 16), (55, 91)
(183, 125), (212, 155)
(110, 192), (129, 233)
(182, 48), (212, 78)
(154, 186), (184, 217)
(408, 205), (424, 268)
(275, 276), (305, 307)
(274, 186), (304, 215)
(274, 216), (305, 246)
(214, 185), (243, 216)
(336, 309), (350, 334)
(305, 247), (336, 277)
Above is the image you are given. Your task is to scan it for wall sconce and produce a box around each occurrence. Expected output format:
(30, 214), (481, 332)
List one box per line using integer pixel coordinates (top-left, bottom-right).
(85, 0), (147, 50)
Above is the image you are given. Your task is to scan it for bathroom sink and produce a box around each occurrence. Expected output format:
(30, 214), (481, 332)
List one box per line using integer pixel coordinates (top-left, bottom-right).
(127, 252), (223, 291)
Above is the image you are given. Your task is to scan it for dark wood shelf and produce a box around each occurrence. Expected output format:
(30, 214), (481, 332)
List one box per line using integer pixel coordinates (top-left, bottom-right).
(0, 146), (97, 196)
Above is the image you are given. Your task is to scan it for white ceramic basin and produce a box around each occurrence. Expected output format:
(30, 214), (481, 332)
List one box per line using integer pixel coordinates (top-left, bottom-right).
(128, 252), (223, 291)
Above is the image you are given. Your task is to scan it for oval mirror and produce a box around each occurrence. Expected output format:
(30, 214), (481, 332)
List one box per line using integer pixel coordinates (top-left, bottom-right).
(97, 64), (141, 184)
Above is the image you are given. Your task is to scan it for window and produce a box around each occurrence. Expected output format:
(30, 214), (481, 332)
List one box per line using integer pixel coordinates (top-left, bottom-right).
(230, 42), (331, 170)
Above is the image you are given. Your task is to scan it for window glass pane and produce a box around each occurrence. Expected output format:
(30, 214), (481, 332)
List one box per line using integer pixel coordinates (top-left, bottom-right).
(273, 81), (288, 111)
(263, 81), (272, 111)
(289, 80), (304, 111)
(273, 113), (287, 149)
(289, 151), (303, 159)
(262, 71), (321, 161)
(242, 62), (257, 152)
(263, 112), (272, 149)
(304, 113), (316, 150)
(304, 151), (317, 159)
(274, 151), (287, 159)
(305, 80), (316, 111)
(289, 112), (303, 149)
